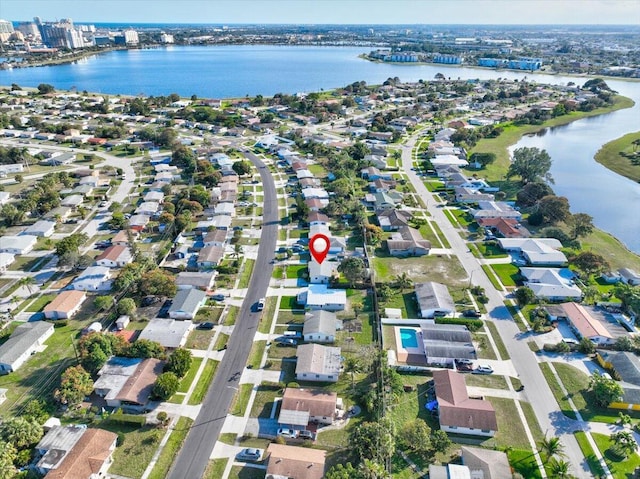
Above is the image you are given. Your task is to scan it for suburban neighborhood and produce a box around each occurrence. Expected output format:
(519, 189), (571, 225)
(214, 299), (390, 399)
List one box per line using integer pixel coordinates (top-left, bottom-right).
(0, 72), (638, 479)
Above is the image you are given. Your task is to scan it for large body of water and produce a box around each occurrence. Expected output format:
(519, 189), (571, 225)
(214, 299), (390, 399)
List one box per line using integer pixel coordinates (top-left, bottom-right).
(1, 45), (639, 252)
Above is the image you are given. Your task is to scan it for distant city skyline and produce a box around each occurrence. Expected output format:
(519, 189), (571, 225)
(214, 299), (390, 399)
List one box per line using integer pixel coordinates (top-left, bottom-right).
(3, 0), (639, 25)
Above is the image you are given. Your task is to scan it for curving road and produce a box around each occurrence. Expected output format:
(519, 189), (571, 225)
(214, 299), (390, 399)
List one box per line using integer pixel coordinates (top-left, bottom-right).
(167, 151), (278, 479)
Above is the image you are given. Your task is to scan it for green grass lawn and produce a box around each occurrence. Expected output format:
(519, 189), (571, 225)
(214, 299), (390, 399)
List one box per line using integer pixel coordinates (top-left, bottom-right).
(308, 163), (326, 177)
(575, 431), (606, 478)
(508, 448), (542, 479)
(482, 264), (504, 290)
(464, 373), (508, 390)
(285, 264), (306, 279)
(594, 130), (640, 183)
(188, 360), (219, 405)
(101, 423), (163, 479)
(204, 459), (228, 479)
(472, 241), (509, 258)
(490, 263), (520, 287)
(228, 466), (266, 479)
(237, 258), (256, 289)
(378, 291), (419, 319)
(24, 293), (56, 312)
(485, 321), (510, 360)
(250, 382), (281, 418)
(279, 296), (299, 310)
(592, 432), (640, 478)
(539, 362), (577, 420)
(247, 341), (267, 369)
(225, 305), (240, 326)
(177, 357), (203, 393)
(147, 417), (194, 479)
(185, 329), (215, 350)
(581, 228), (640, 272)
(230, 383), (254, 416)
(490, 396), (534, 449)
(214, 333), (230, 351)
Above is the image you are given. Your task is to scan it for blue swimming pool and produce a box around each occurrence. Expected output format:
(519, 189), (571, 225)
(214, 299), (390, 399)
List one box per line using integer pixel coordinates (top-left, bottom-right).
(399, 328), (419, 349)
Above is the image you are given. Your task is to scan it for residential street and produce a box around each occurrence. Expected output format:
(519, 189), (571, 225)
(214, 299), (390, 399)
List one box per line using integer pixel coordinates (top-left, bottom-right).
(400, 134), (598, 479)
(166, 151), (279, 479)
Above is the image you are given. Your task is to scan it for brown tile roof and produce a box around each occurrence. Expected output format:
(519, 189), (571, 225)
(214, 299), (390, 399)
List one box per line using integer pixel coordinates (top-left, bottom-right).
(115, 358), (164, 405)
(44, 290), (86, 315)
(112, 230), (129, 244)
(266, 443), (326, 479)
(95, 244), (128, 262)
(433, 370), (498, 432)
(281, 388), (337, 418)
(46, 428), (117, 479)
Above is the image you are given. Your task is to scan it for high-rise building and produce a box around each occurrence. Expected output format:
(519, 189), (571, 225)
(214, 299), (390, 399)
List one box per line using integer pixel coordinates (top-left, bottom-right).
(123, 29), (139, 45)
(0, 19), (14, 34)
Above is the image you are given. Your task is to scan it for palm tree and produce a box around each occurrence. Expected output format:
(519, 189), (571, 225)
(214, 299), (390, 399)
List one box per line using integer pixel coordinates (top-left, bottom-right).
(233, 243), (243, 259)
(539, 436), (565, 462)
(393, 272), (413, 293)
(611, 430), (637, 458)
(548, 458), (571, 478)
(343, 356), (361, 390)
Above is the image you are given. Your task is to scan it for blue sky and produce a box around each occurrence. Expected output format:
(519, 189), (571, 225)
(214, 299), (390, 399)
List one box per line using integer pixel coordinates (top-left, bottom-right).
(2, 0), (638, 24)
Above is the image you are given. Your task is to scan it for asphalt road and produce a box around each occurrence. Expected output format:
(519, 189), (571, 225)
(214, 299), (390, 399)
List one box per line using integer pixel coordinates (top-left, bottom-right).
(400, 136), (592, 478)
(167, 151), (278, 479)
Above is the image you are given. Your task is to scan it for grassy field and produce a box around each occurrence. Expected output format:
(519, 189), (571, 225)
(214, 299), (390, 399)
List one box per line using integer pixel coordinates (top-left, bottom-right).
(102, 423), (163, 479)
(372, 251), (467, 286)
(250, 382), (281, 418)
(490, 263), (520, 287)
(482, 264), (504, 291)
(147, 417), (194, 479)
(592, 432), (640, 478)
(580, 228), (640, 272)
(594, 130), (640, 183)
(188, 360), (219, 405)
(225, 305), (240, 326)
(491, 396), (536, 449)
(185, 329), (215, 350)
(24, 293), (56, 312)
(471, 241), (509, 259)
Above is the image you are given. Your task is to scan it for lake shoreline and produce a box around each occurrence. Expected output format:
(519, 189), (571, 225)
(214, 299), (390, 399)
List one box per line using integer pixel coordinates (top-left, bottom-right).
(594, 131), (640, 184)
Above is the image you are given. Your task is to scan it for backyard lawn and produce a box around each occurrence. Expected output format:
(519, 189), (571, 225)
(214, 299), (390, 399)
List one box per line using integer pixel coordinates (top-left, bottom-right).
(490, 263), (521, 287)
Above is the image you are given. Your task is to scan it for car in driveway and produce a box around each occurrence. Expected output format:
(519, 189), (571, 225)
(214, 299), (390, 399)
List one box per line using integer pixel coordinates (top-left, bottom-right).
(197, 322), (215, 330)
(277, 428), (297, 439)
(454, 359), (474, 372)
(210, 294), (226, 302)
(297, 430), (315, 441)
(462, 309), (481, 318)
(472, 365), (494, 375)
(236, 448), (263, 462)
(275, 337), (297, 347)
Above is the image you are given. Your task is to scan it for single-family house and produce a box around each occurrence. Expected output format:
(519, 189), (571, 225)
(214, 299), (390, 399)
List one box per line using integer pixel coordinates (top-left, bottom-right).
(596, 350), (640, 410)
(112, 230), (131, 246)
(143, 191), (165, 203)
(175, 271), (217, 291)
(0, 322), (54, 373)
(553, 302), (615, 345)
(295, 344), (342, 382)
(265, 444), (326, 479)
(95, 245), (133, 268)
(41, 428), (118, 479)
(619, 268), (640, 286)
(472, 201), (522, 221)
(214, 202), (235, 216)
(22, 220), (56, 238)
(303, 310), (340, 343)
(308, 212), (330, 227)
(0, 191), (10, 205)
(0, 252), (15, 271)
(278, 388), (339, 427)
(135, 201), (160, 216)
(35, 425), (87, 475)
(433, 369), (498, 437)
(497, 238), (567, 265)
(430, 447), (512, 479)
(387, 226), (431, 257)
(377, 209), (412, 231)
(297, 284), (347, 311)
(308, 260), (338, 285)
(0, 234), (38, 255)
(45, 206), (73, 222)
(520, 268), (582, 301)
(203, 229), (228, 247)
(422, 323), (476, 365)
(197, 245), (225, 268)
(61, 194), (84, 208)
(128, 214), (150, 232)
(454, 186), (495, 204)
(415, 282), (455, 318)
(138, 318), (193, 349)
(477, 217), (530, 238)
(70, 266), (112, 292)
(44, 290), (87, 320)
(169, 289), (207, 320)
(94, 356), (164, 412)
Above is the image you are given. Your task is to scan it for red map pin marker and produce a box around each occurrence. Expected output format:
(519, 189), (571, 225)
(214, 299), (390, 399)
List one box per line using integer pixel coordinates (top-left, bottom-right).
(309, 233), (330, 264)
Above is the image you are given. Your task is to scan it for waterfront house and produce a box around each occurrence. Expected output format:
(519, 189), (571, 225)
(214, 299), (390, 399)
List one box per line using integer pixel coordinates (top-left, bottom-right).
(618, 268), (640, 286)
(295, 344), (342, 382)
(520, 268), (582, 301)
(0, 322), (54, 373)
(433, 369), (498, 437)
(497, 238), (567, 266)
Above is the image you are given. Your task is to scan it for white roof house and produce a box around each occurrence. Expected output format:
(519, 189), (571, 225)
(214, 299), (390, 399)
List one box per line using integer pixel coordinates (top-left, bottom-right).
(497, 238), (567, 265)
(22, 220), (56, 238)
(520, 268), (582, 300)
(415, 282), (455, 319)
(308, 260), (339, 285)
(168, 289), (207, 320)
(0, 321), (54, 373)
(0, 235), (38, 255)
(61, 194), (84, 207)
(472, 201), (522, 220)
(143, 191), (165, 203)
(214, 202), (235, 216)
(303, 310), (339, 343)
(70, 266), (112, 291)
(295, 344), (342, 382)
(0, 191), (10, 205)
(297, 284), (347, 311)
(138, 318), (192, 349)
(0, 252), (15, 271)
(135, 201), (160, 216)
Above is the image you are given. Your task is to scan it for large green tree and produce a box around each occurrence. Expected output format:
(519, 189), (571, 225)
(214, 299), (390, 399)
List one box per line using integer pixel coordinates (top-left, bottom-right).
(232, 159), (252, 176)
(165, 348), (192, 378)
(0, 441), (17, 479)
(55, 365), (94, 407)
(338, 257), (367, 287)
(139, 268), (177, 297)
(153, 372), (180, 400)
(117, 297), (137, 317)
(589, 371), (623, 407)
(572, 251), (609, 276)
(0, 417), (43, 449)
(55, 233), (88, 257)
(350, 419), (395, 463)
(515, 286), (536, 307)
(537, 195), (571, 224)
(507, 147), (553, 184)
(568, 213), (594, 239)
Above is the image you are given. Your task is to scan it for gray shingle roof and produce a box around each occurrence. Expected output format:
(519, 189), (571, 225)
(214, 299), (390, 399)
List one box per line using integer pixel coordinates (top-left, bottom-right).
(0, 321), (54, 366)
(169, 289), (206, 316)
